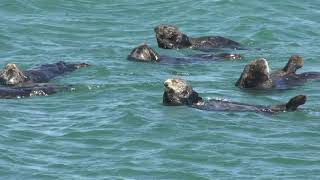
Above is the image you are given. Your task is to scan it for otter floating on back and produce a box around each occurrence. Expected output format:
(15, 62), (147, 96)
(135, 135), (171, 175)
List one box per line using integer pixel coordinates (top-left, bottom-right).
(0, 61), (89, 86)
(128, 43), (242, 62)
(154, 24), (243, 51)
(0, 83), (72, 99)
(236, 55), (320, 90)
(0, 61), (89, 98)
(163, 78), (306, 112)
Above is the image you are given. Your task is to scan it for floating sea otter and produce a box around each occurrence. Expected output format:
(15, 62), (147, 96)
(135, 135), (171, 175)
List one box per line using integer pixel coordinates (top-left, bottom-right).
(0, 61), (89, 86)
(0, 61), (89, 98)
(163, 78), (306, 112)
(235, 55), (320, 89)
(128, 44), (242, 62)
(0, 83), (72, 99)
(154, 24), (242, 51)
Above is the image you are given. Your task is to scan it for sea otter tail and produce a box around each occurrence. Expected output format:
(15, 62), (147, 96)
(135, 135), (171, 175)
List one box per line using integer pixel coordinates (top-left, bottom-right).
(285, 95), (307, 111)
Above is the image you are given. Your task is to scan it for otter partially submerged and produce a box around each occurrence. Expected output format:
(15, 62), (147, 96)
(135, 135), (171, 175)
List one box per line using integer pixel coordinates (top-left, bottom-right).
(236, 55), (320, 89)
(128, 44), (242, 62)
(163, 78), (306, 112)
(0, 61), (89, 99)
(0, 61), (89, 86)
(0, 83), (72, 99)
(154, 24), (242, 51)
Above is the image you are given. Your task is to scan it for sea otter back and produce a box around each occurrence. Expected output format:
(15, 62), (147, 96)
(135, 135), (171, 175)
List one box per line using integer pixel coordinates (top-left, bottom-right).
(0, 83), (69, 99)
(194, 99), (263, 112)
(298, 72), (320, 79)
(190, 36), (241, 50)
(0, 87), (31, 98)
(271, 74), (307, 90)
(24, 61), (88, 83)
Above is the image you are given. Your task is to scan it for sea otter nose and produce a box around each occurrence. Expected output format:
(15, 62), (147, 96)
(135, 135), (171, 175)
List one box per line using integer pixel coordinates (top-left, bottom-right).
(164, 82), (169, 87)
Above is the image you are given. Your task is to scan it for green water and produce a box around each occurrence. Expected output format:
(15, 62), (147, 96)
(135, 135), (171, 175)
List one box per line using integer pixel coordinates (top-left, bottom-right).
(0, 0), (320, 179)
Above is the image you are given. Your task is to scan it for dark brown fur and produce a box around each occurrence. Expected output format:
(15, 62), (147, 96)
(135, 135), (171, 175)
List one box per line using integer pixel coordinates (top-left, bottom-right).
(128, 44), (242, 62)
(154, 24), (241, 50)
(236, 56), (320, 90)
(163, 78), (306, 112)
(0, 61), (89, 86)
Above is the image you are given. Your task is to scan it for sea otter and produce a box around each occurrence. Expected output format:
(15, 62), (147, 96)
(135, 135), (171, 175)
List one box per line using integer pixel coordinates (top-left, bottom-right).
(128, 43), (242, 62)
(235, 55), (320, 89)
(0, 61), (89, 86)
(163, 78), (306, 112)
(0, 83), (72, 99)
(154, 24), (242, 51)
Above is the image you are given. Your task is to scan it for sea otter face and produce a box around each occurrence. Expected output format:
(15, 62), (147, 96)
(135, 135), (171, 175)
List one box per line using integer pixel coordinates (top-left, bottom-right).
(163, 78), (193, 105)
(283, 55), (304, 74)
(235, 58), (272, 89)
(154, 24), (191, 49)
(128, 44), (160, 62)
(0, 63), (28, 85)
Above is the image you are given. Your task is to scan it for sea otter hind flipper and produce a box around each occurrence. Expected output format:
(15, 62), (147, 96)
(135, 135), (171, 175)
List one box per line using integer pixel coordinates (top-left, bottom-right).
(285, 95), (307, 111)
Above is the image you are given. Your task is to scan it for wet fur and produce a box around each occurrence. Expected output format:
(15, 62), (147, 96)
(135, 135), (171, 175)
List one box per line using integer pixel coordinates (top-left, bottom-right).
(236, 56), (320, 90)
(163, 78), (306, 112)
(0, 83), (72, 99)
(154, 24), (241, 50)
(0, 61), (89, 86)
(128, 44), (242, 62)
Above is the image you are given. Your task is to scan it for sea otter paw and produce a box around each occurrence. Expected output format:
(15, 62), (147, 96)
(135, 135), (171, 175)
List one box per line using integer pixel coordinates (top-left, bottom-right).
(286, 95), (307, 111)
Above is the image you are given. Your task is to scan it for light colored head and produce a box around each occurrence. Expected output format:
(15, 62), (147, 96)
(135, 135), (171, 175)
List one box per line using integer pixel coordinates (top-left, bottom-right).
(282, 55), (304, 74)
(0, 63), (28, 85)
(154, 24), (191, 49)
(128, 44), (160, 62)
(235, 58), (272, 89)
(163, 78), (195, 105)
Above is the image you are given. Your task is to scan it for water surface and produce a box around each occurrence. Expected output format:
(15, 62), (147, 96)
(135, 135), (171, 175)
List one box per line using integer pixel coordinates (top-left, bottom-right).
(0, 0), (320, 179)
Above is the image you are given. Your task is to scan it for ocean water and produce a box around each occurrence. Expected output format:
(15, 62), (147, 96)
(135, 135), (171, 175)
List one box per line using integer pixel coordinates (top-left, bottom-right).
(0, 0), (320, 179)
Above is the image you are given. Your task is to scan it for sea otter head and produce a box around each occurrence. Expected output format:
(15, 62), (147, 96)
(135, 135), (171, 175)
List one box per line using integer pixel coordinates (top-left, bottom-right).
(163, 78), (201, 106)
(235, 58), (273, 89)
(282, 55), (304, 74)
(128, 44), (160, 62)
(154, 24), (192, 49)
(0, 63), (28, 85)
